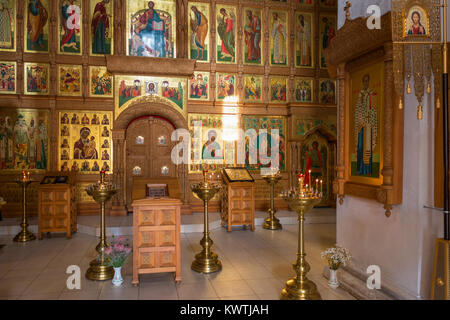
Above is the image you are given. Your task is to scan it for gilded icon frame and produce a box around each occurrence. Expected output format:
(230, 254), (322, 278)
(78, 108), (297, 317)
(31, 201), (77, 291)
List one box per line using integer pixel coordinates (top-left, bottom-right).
(24, 62), (50, 96)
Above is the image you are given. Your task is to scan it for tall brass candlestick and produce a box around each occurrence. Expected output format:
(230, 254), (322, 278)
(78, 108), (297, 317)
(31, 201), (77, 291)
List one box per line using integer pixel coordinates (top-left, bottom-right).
(262, 173), (282, 230)
(85, 172), (117, 281)
(281, 179), (322, 300)
(191, 171), (222, 273)
(13, 176), (36, 242)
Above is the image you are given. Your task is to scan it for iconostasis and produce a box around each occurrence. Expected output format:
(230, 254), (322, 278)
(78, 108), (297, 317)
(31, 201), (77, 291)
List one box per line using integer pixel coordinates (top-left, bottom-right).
(0, 0), (337, 215)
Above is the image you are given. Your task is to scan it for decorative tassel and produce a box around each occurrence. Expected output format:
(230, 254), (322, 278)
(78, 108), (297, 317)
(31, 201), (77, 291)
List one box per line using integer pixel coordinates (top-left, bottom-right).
(399, 99), (403, 110)
(407, 83), (411, 94)
(417, 105), (423, 120)
(427, 83), (431, 94)
(436, 98), (441, 109)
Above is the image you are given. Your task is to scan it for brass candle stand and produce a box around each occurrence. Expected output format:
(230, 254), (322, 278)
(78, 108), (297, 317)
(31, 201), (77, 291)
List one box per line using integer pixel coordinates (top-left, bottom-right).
(14, 172), (37, 242)
(190, 171), (222, 273)
(262, 173), (282, 230)
(280, 174), (322, 300)
(85, 171), (117, 281)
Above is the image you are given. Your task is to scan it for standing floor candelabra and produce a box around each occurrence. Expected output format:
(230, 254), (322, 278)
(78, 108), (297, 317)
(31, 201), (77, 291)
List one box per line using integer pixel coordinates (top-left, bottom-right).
(85, 171), (117, 281)
(190, 170), (222, 273)
(280, 174), (322, 300)
(14, 171), (37, 242)
(262, 171), (282, 230)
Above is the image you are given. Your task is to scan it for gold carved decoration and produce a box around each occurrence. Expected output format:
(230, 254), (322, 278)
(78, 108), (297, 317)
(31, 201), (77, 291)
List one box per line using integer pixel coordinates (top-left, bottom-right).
(325, 12), (404, 217)
(392, 0), (441, 119)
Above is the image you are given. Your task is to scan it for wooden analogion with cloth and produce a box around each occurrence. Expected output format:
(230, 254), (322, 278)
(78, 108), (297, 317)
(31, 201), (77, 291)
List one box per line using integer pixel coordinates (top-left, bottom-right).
(221, 168), (255, 232)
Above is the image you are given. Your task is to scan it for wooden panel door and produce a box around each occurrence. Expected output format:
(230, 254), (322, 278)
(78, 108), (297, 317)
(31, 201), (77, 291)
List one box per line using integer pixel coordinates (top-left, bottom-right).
(126, 117), (176, 209)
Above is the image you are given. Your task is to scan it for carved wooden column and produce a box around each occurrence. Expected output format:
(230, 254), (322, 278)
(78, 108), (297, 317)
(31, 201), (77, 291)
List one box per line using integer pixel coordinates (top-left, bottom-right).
(111, 129), (127, 216)
(263, 6), (270, 107)
(334, 63), (346, 205)
(237, 2), (243, 101)
(114, 0), (124, 55)
(289, 3), (295, 103)
(176, 0), (188, 59)
(210, 1), (216, 103)
(378, 42), (394, 217)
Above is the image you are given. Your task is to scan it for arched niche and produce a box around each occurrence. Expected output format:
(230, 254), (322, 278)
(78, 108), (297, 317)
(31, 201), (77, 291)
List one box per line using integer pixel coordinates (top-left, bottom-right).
(111, 96), (188, 214)
(290, 125), (337, 207)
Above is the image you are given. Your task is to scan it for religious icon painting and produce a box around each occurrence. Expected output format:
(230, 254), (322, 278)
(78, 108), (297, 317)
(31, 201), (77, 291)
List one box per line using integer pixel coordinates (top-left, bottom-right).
(319, 14), (336, 69)
(0, 0), (16, 52)
(216, 73), (236, 101)
(403, 5), (429, 37)
(188, 2), (209, 62)
(0, 108), (50, 172)
(349, 61), (384, 183)
(58, 65), (82, 96)
(58, 110), (113, 174)
(0, 61), (16, 94)
(269, 10), (289, 67)
(243, 75), (263, 103)
(243, 7), (263, 66)
(115, 75), (187, 120)
(89, 66), (113, 97)
(300, 132), (331, 204)
(117, 77), (143, 109)
(319, 0), (337, 8)
(295, 12), (314, 68)
(145, 81), (158, 95)
(242, 115), (287, 172)
(294, 77), (313, 103)
(269, 76), (288, 104)
(216, 5), (237, 64)
(188, 113), (235, 173)
(24, 0), (50, 53)
(90, 0), (114, 55)
(297, 0), (314, 6)
(319, 79), (336, 105)
(189, 72), (209, 100)
(58, 0), (83, 55)
(24, 63), (49, 95)
(127, 0), (176, 58)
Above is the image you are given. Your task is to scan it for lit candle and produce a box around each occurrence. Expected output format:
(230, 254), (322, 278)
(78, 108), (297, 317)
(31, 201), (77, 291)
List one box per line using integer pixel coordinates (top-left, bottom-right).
(316, 179), (319, 195)
(320, 180), (323, 195)
(308, 170), (312, 192)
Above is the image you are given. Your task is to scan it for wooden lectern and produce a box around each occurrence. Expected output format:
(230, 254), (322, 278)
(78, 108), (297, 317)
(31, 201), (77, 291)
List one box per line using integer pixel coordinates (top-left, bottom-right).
(221, 168), (255, 232)
(38, 172), (77, 239)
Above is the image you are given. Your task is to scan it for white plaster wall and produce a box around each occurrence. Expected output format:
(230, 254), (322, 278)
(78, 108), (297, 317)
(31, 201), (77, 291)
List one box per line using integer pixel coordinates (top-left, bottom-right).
(336, 76), (442, 299)
(334, 0), (446, 299)
(338, 0), (391, 29)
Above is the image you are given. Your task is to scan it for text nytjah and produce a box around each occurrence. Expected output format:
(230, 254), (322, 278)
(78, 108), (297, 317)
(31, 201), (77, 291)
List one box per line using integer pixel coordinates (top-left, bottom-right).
(180, 304), (269, 317)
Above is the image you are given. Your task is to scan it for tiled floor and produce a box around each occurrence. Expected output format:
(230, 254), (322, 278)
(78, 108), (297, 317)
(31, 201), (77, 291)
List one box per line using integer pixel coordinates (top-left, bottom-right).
(0, 223), (355, 300)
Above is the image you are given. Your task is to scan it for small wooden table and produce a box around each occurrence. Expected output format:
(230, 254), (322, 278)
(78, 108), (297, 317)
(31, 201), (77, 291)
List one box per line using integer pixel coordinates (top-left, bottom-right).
(132, 197), (181, 286)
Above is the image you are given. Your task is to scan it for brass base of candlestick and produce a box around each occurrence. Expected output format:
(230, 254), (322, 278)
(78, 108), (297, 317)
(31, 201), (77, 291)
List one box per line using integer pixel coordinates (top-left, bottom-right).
(86, 259), (114, 281)
(263, 209), (282, 230)
(191, 242), (222, 274)
(13, 227), (36, 242)
(280, 277), (322, 300)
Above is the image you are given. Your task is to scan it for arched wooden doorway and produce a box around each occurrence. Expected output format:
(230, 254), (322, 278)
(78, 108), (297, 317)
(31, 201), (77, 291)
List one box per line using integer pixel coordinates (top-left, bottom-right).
(125, 116), (176, 209)
(111, 96), (188, 214)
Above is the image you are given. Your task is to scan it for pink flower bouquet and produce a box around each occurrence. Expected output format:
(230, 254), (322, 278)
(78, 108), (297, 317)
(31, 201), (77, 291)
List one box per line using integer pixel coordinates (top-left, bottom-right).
(104, 235), (132, 268)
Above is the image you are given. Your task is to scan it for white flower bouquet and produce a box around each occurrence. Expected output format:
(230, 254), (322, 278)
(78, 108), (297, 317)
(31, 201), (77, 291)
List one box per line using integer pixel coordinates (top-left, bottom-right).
(321, 245), (351, 270)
